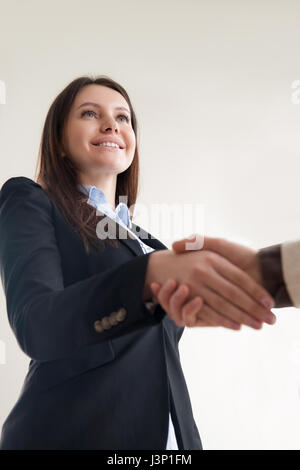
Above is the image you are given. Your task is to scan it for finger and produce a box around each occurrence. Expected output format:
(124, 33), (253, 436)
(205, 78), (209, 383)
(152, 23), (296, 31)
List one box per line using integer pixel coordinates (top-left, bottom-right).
(212, 260), (276, 321)
(203, 237), (247, 266)
(168, 284), (191, 326)
(191, 319), (211, 327)
(153, 278), (178, 313)
(172, 237), (194, 253)
(172, 235), (222, 254)
(150, 282), (161, 299)
(194, 303), (242, 330)
(181, 296), (204, 327)
(151, 280), (191, 327)
(171, 239), (186, 253)
(202, 236), (224, 253)
(172, 234), (204, 253)
(197, 282), (264, 329)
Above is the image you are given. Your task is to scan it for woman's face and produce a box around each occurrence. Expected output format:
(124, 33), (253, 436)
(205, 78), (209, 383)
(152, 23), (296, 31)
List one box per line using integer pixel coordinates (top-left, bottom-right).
(62, 84), (136, 180)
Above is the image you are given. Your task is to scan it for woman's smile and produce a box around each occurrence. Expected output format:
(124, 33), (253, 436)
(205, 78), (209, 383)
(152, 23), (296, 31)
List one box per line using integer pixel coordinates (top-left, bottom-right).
(91, 144), (123, 151)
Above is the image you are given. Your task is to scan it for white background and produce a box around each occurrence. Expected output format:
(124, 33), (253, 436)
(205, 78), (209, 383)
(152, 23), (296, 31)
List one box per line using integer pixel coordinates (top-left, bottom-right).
(0, 0), (300, 449)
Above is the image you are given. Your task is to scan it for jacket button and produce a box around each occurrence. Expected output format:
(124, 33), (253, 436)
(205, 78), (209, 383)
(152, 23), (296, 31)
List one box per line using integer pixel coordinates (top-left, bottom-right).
(145, 300), (158, 314)
(116, 307), (127, 322)
(101, 316), (112, 330)
(94, 320), (104, 333)
(108, 311), (119, 326)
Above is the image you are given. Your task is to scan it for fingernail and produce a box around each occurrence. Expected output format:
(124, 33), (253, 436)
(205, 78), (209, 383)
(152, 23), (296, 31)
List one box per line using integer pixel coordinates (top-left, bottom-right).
(264, 313), (276, 325)
(150, 282), (159, 292)
(261, 298), (274, 309)
(178, 285), (187, 294)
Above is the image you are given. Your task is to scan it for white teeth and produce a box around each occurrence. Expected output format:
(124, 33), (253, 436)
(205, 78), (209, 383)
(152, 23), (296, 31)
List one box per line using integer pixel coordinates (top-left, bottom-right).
(95, 142), (119, 148)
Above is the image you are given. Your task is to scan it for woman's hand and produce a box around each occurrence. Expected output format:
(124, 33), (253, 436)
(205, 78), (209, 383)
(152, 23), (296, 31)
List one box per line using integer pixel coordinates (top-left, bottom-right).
(150, 279), (241, 330)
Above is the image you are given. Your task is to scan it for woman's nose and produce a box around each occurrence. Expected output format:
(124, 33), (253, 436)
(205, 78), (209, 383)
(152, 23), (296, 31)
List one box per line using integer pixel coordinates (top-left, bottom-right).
(100, 117), (118, 132)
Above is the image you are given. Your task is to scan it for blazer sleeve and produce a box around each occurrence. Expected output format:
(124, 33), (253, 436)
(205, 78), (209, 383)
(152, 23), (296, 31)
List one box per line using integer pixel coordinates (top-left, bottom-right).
(0, 177), (165, 362)
(258, 243), (297, 308)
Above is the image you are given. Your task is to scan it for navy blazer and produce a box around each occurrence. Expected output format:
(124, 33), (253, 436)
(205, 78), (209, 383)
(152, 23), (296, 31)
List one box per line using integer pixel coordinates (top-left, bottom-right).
(0, 176), (202, 450)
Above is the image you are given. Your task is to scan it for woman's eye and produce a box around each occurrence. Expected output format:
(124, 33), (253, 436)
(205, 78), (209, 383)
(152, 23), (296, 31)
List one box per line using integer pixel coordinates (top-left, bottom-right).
(118, 114), (129, 122)
(82, 110), (96, 118)
(81, 110), (129, 122)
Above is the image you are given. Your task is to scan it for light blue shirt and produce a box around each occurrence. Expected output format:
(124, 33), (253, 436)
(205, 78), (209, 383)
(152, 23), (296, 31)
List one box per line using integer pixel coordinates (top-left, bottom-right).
(77, 184), (179, 451)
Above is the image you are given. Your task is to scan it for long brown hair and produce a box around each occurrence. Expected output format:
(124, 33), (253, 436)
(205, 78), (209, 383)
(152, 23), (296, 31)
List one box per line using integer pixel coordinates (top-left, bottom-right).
(34, 76), (140, 255)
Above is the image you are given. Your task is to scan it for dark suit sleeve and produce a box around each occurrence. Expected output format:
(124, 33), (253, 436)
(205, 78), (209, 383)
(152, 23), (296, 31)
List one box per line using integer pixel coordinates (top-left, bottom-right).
(0, 177), (165, 362)
(258, 244), (293, 308)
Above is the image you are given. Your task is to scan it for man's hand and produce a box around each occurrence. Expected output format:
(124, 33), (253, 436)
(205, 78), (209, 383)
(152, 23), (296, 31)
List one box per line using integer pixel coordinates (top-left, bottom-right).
(172, 235), (264, 286)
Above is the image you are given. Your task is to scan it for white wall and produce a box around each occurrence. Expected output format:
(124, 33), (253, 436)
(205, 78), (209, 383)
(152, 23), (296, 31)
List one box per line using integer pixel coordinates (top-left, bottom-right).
(1, 0), (300, 449)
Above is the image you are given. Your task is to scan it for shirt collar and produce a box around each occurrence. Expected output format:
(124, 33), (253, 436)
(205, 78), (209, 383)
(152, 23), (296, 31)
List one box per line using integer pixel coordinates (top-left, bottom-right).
(77, 184), (131, 228)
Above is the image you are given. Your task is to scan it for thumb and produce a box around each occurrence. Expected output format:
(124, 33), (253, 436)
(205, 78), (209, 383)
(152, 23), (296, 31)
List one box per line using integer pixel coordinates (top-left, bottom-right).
(202, 237), (253, 266)
(172, 234), (204, 253)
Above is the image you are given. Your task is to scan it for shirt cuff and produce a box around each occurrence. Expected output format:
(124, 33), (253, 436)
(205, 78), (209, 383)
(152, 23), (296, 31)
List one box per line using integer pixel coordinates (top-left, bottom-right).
(258, 244), (293, 308)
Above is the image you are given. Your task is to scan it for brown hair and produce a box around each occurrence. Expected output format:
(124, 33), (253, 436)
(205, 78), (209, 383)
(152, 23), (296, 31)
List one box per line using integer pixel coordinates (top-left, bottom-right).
(34, 75), (139, 255)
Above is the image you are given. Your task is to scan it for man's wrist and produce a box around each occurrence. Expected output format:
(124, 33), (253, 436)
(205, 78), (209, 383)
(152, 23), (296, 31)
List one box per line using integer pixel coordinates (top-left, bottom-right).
(258, 244), (293, 307)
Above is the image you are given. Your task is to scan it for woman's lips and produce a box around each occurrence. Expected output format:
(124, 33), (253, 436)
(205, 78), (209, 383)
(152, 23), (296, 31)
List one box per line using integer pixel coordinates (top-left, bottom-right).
(91, 144), (122, 151)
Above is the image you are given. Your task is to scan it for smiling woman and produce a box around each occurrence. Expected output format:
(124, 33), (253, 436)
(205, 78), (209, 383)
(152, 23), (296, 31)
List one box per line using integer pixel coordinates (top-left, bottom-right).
(0, 74), (203, 450)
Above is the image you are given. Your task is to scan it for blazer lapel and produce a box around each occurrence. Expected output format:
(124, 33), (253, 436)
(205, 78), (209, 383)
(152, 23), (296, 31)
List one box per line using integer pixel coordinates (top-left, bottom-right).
(117, 221), (168, 256)
(131, 222), (168, 250)
(97, 209), (168, 257)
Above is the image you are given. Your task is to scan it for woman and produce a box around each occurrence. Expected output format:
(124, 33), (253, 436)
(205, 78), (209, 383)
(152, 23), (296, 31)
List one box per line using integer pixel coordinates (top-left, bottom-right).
(0, 76), (275, 450)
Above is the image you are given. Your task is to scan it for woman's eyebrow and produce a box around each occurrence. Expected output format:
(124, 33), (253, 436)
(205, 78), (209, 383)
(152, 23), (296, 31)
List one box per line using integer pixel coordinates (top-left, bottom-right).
(76, 102), (130, 114)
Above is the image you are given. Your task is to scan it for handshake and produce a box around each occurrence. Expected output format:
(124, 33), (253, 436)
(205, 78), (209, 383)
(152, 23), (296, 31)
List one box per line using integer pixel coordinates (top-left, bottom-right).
(145, 235), (276, 331)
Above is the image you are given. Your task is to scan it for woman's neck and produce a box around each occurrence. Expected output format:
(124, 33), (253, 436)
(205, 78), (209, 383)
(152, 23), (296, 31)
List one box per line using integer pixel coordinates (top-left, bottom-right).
(78, 173), (117, 210)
